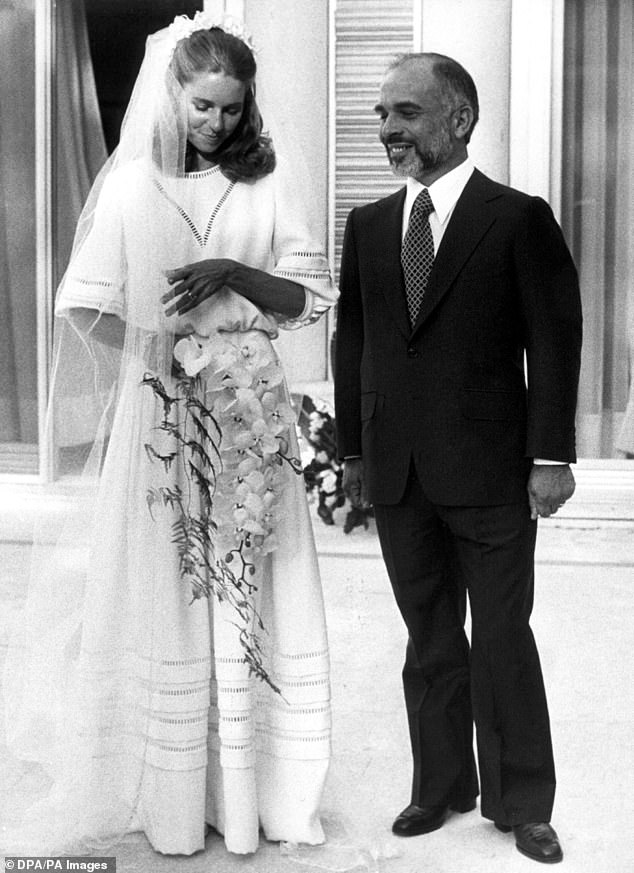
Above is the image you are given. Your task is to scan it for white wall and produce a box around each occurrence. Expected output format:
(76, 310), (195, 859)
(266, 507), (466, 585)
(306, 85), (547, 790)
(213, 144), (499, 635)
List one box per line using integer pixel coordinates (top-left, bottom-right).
(420, 0), (513, 183)
(210, 0), (515, 385)
(246, 0), (331, 386)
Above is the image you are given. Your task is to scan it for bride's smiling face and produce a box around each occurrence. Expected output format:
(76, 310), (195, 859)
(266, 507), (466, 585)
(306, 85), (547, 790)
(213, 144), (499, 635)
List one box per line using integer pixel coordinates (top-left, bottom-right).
(183, 71), (247, 155)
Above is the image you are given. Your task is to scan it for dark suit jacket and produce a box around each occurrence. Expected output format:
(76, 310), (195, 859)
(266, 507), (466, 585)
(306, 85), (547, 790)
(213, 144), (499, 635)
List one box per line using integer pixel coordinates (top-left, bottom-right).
(334, 169), (583, 506)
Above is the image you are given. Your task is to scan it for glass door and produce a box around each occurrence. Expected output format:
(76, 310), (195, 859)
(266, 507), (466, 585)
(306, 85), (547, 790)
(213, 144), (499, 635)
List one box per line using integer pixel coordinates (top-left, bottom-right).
(510, 0), (634, 518)
(0, 0), (204, 481)
(51, 0), (203, 480)
(0, 3), (39, 475)
(561, 0), (634, 460)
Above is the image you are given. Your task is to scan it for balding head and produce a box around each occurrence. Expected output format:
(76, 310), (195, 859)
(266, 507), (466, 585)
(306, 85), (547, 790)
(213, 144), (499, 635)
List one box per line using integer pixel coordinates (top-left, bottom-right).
(386, 53), (479, 144)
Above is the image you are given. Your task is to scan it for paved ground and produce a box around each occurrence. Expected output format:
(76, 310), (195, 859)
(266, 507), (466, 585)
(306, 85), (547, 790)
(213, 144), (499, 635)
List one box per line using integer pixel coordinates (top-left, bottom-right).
(1, 511), (632, 873)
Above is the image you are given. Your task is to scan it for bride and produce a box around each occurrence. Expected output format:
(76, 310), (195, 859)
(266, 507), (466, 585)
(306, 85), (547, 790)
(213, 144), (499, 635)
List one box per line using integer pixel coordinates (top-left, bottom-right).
(3, 12), (336, 857)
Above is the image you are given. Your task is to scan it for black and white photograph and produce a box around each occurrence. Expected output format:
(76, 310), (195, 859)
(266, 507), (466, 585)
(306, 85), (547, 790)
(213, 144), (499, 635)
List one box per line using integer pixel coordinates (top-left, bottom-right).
(0, 1), (632, 872)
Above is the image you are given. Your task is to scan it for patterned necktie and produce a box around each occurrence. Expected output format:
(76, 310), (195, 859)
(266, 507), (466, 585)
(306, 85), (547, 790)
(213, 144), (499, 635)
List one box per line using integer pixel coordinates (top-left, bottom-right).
(401, 188), (435, 325)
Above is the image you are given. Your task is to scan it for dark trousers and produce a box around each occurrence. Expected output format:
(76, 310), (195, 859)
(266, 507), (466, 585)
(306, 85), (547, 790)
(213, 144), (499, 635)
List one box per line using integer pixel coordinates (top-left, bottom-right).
(373, 470), (556, 825)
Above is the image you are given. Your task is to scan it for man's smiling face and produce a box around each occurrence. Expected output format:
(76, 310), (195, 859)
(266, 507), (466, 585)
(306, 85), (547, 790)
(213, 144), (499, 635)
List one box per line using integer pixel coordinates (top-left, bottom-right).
(375, 60), (461, 185)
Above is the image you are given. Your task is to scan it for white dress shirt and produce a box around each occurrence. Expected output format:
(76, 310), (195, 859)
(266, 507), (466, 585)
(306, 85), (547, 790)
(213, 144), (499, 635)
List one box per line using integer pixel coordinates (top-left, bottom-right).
(402, 157), (475, 248)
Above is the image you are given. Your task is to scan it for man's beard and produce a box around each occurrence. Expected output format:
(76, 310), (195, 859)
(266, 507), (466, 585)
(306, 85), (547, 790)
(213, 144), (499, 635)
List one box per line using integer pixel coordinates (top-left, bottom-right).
(389, 147), (436, 179)
(386, 127), (453, 180)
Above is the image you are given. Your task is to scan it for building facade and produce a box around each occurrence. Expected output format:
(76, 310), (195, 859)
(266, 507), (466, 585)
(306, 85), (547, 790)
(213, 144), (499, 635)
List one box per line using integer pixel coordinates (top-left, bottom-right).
(1, 0), (632, 525)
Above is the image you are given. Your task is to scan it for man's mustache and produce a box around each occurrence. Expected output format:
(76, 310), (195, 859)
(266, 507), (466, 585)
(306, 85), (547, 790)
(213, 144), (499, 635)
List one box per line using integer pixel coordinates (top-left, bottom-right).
(382, 136), (415, 146)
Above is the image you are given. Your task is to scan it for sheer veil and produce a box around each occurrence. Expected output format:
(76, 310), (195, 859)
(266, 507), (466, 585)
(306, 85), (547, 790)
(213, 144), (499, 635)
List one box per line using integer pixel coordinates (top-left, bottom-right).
(1, 12), (329, 855)
(1, 19), (190, 856)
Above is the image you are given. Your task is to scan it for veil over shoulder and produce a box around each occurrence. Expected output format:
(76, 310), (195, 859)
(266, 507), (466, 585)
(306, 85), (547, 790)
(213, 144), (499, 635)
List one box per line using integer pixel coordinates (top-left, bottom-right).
(2, 13), (336, 857)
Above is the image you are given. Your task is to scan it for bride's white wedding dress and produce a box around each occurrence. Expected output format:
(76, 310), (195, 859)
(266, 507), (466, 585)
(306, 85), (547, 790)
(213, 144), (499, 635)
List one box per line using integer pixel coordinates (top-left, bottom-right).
(3, 158), (336, 856)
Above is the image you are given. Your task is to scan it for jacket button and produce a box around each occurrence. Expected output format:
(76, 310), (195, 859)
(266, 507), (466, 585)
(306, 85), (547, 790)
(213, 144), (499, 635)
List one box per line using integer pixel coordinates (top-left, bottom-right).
(407, 347), (419, 358)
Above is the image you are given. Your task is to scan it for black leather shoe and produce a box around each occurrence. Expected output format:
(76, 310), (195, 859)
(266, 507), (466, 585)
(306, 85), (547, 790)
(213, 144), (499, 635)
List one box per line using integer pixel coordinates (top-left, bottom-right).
(392, 805), (447, 836)
(393, 799), (476, 837)
(495, 822), (563, 864)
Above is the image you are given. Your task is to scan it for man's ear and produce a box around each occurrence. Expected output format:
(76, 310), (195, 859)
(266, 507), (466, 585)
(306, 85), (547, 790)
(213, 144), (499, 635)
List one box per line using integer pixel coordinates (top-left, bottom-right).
(453, 105), (474, 141)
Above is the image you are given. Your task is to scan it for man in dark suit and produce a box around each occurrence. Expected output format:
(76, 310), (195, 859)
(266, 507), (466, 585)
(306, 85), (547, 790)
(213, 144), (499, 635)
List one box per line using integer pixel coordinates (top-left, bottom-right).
(334, 53), (582, 865)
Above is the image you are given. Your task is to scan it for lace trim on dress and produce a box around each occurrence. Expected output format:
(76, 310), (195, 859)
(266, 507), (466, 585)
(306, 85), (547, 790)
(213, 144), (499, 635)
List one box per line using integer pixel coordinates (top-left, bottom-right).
(72, 276), (117, 288)
(276, 649), (329, 661)
(178, 165), (223, 179)
(154, 656), (210, 667)
(285, 251), (327, 259)
(274, 269), (332, 281)
(151, 714), (208, 725)
(155, 688), (207, 698)
(214, 684), (253, 696)
(272, 677), (330, 690)
(152, 176), (235, 247)
(267, 703), (331, 716)
(257, 728), (329, 743)
(148, 740), (208, 753)
(81, 648), (326, 668)
(98, 663), (331, 772)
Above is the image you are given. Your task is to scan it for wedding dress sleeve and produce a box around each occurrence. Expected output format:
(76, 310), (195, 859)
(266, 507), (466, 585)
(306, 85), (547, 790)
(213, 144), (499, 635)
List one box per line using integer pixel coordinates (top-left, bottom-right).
(270, 157), (338, 330)
(55, 171), (127, 318)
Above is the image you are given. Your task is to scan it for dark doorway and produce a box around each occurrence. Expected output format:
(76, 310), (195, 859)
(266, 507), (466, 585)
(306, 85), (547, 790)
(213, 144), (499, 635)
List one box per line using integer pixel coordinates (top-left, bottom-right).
(84, 0), (202, 153)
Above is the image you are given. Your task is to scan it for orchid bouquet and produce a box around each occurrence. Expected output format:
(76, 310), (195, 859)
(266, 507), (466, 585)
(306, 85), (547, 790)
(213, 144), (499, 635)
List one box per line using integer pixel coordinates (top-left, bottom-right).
(142, 332), (302, 690)
(298, 395), (374, 533)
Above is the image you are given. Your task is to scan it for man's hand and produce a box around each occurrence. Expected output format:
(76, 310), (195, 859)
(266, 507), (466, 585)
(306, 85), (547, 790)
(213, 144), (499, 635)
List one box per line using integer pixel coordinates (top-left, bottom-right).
(342, 458), (370, 509)
(527, 464), (575, 520)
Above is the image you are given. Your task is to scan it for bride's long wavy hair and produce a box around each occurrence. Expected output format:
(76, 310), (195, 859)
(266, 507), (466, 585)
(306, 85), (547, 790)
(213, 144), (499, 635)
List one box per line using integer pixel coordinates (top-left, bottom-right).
(170, 27), (276, 182)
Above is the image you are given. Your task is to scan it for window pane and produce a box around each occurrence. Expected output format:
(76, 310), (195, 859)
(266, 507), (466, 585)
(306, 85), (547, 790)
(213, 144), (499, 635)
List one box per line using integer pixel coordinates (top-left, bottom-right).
(561, 0), (634, 459)
(52, 0), (202, 479)
(0, 4), (38, 474)
(333, 0), (413, 281)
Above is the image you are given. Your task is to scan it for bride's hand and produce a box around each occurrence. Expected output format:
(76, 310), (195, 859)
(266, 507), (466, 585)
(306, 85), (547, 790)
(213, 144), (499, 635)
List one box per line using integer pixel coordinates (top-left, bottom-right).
(162, 259), (236, 316)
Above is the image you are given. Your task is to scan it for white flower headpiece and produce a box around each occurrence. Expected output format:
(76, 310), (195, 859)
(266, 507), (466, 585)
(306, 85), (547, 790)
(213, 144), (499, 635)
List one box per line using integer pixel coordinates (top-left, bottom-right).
(168, 11), (256, 54)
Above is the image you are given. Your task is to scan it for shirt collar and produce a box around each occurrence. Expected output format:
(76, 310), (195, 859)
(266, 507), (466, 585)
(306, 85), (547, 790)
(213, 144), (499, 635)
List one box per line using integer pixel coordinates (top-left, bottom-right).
(406, 157), (475, 225)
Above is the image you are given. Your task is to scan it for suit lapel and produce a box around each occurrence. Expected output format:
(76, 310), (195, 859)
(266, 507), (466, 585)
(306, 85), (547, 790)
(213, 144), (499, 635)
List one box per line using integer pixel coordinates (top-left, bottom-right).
(366, 188), (411, 340)
(412, 170), (502, 333)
